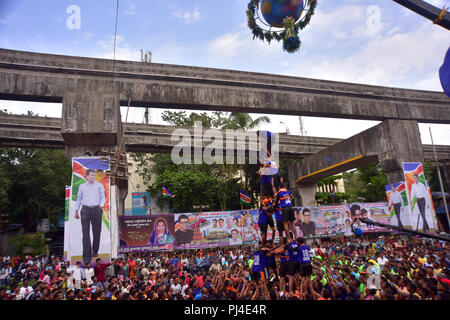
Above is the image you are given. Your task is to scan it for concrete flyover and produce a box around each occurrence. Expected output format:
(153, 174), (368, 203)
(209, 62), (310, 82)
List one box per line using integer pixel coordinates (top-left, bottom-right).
(1, 49), (449, 213)
(1, 113), (449, 161)
(0, 49), (450, 123)
(287, 119), (450, 206)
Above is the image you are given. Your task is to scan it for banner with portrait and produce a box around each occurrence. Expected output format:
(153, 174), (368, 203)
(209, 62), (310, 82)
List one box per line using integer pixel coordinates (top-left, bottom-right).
(403, 162), (438, 233)
(68, 157), (111, 265)
(119, 215), (175, 253)
(296, 203), (392, 238)
(239, 209), (261, 244)
(385, 181), (413, 229)
(173, 211), (231, 249)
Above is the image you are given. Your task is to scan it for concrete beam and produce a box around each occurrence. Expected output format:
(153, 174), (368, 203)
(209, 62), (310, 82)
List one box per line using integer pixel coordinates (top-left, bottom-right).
(0, 49), (449, 123)
(1, 113), (449, 161)
(289, 119), (426, 186)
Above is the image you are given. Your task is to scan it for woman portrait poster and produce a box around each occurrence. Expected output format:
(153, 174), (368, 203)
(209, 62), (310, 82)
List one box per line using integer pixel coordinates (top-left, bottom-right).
(149, 218), (175, 249)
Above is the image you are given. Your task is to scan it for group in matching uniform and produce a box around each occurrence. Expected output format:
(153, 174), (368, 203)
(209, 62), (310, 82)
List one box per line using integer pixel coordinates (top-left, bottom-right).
(251, 130), (313, 296)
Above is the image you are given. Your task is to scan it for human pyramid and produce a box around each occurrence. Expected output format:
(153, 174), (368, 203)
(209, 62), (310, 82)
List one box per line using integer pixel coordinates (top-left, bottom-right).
(252, 130), (313, 296)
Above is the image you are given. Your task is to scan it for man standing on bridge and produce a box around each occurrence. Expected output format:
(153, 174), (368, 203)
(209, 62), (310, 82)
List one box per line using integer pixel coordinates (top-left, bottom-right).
(75, 169), (106, 265)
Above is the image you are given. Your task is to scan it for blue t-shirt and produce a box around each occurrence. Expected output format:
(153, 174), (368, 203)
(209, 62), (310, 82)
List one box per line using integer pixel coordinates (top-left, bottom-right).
(298, 245), (311, 264)
(278, 188), (292, 207)
(285, 241), (299, 261)
(252, 251), (266, 272)
(258, 207), (266, 225)
(260, 174), (272, 184)
(274, 202), (282, 222)
(279, 251), (289, 263)
(258, 205), (273, 225)
(193, 287), (201, 296)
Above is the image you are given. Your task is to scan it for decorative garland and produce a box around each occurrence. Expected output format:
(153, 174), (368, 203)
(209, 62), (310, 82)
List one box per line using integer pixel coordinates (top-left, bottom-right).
(246, 0), (317, 53)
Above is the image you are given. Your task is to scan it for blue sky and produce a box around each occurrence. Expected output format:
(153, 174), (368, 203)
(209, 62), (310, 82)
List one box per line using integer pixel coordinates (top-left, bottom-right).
(0, 0), (449, 144)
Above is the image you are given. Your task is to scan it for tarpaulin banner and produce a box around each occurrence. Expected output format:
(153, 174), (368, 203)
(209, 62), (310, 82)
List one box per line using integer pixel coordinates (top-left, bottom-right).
(115, 202), (402, 252)
(119, 215), (175, 253)
(403, 162), (438, 233)
(385, 181), (413, 229)
(173, 211), (232, 249)
(68, 157), (111, 265)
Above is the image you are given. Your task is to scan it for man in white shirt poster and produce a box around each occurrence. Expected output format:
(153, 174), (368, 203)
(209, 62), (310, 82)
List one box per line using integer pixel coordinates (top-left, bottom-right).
(410, 174), (432, 232)
(74, 169), (106, 264)
(388, 184), (404, 228)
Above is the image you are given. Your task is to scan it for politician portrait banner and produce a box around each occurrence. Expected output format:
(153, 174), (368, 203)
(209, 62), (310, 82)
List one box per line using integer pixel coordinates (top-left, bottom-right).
(119, 215), (175, 253)
(240, 210), (260, 244)
(228, 211), (244, 245)
(173, 211), (232, 249)
(403, 162), (437, 233)
(385, 182), (413, 229)
(68, 157), (111, 265)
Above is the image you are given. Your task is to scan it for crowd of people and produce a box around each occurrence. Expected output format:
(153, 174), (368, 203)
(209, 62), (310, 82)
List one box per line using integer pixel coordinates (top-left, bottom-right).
(1, 234), (449, 300)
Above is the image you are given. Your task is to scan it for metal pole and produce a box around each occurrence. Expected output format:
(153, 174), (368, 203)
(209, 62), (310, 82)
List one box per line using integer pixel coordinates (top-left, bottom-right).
(392, 0), (450, 30)
(357, 218), (450, 242)
(429, 127), (450, 232)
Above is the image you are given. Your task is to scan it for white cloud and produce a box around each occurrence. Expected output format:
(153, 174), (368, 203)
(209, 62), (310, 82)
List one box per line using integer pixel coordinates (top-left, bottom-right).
(123, 3), (137, 15)
(427, 0), (447, 8)
(302, 4), (386, 45)
(283, 21), (449, 90)
(205, 27), (281, 64)
(96, 35), (140, 61)
(173, 7), (201, 24)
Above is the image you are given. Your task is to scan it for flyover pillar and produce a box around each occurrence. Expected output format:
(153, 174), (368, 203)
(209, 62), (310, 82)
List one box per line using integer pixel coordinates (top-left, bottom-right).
(378, 119), (424, 184)
(287, 119), (425, 205)
(61, 91), (128, 215)
(288, 161), (317, 206)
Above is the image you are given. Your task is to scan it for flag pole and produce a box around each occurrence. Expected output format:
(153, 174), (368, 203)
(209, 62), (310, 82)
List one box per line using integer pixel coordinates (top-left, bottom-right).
(429, 127), (450, 232)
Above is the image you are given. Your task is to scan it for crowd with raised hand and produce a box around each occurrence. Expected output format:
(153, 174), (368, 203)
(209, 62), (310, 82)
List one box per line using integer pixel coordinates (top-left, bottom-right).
(0, 234), (449, 300)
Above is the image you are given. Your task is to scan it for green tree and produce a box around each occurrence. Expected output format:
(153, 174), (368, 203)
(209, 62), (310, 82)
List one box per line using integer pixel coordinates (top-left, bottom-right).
(0, 167), (11, 213)
(10, 232), (48, 256)
(0, 148), (71, 232)
(315, 174), (352, 204)
(222, 112), (270, 131)
(161, 111), (227, 128)
(340, 162), (388, 203)
(134, 111), (275, 212)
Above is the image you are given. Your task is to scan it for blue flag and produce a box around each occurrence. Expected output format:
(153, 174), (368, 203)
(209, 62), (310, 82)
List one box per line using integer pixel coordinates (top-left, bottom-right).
(440, 46), (450, 97)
